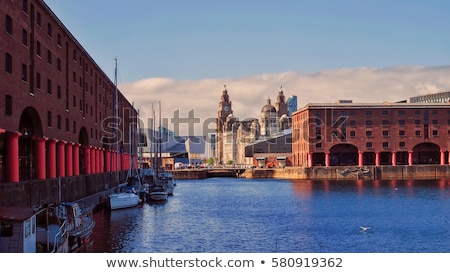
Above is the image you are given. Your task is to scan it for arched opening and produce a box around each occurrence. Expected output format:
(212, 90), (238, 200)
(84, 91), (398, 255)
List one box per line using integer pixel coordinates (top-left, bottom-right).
(413, 142), (441, 164)
(18, 107), (43, 181)
(330, 144), (358, 166)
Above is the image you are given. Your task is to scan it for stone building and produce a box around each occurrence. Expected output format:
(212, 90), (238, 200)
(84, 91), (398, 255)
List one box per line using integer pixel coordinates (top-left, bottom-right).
(215, 86), (293, 166)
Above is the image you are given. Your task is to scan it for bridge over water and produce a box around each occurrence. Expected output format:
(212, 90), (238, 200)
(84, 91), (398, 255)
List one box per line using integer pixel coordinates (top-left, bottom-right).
(172, 166), (253, 179)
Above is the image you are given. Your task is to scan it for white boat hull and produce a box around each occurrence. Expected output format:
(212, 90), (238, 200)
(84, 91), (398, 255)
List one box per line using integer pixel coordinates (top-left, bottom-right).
(109, 193), (140, 210)
(149, 192), (168, 201)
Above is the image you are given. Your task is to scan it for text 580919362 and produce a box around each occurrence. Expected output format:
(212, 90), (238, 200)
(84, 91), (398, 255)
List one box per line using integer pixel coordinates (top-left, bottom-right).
(270, 257), (343, 268)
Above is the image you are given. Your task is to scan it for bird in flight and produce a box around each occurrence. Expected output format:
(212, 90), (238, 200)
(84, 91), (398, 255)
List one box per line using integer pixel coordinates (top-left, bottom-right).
(360, 226), (370, 232)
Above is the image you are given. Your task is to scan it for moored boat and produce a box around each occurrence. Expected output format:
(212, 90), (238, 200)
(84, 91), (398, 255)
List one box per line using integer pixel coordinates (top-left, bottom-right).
(53, 202), (95, 252)
(147, 184), (168, 202)
(109, 184), (141, 210)
(0, 205), (69, 253)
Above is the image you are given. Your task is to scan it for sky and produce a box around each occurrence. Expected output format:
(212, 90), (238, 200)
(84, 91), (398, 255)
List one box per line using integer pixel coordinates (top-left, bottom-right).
(43, 0), (450, 135)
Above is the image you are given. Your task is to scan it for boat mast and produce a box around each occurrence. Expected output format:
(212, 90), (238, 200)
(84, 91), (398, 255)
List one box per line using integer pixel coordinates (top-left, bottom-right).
(159, 100), (162, 172)
(114, 58), (119, 182)
(152, 102), (157, 182)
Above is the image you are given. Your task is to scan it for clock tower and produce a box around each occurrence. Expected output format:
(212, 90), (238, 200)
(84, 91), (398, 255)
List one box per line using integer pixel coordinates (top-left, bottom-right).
(216, 85), (233, 133)
(216, 85), (234, 164)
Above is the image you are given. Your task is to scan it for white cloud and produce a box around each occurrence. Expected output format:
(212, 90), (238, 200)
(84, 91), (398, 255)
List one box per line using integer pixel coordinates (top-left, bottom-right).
(119, 65), (450, 136)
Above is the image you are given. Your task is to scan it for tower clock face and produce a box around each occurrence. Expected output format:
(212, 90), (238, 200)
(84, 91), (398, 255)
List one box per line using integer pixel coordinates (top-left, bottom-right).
(224, 106), (230, 111)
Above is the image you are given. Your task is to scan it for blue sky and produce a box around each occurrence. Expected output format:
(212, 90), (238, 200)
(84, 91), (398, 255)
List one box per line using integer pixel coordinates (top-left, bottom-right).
(44, 0), (450, 135)
(44, 0), (450, 81)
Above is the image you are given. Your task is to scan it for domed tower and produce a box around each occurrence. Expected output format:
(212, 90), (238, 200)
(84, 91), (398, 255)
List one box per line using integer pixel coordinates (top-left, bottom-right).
(259, 97), (279, 136)
(275, 86), (288, 118)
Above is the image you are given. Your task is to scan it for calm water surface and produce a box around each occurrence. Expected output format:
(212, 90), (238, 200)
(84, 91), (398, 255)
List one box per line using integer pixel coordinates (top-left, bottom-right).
(91, 178), (450, 253)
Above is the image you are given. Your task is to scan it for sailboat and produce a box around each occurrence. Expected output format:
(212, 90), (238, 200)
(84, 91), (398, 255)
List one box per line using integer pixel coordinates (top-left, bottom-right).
(145, 101), (175, 202)
(108, 59), (141, 210)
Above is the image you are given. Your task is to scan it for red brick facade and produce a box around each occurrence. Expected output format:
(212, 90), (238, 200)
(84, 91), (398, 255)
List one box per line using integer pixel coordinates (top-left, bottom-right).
(292, 103), (450, 167)
(0, 0), (136, 182)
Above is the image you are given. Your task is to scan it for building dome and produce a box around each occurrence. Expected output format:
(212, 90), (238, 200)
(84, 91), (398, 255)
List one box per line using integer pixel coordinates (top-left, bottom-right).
(261, 97), (276, 113)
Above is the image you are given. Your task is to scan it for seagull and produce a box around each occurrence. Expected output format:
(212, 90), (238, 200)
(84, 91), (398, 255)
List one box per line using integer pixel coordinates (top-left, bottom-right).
(360, 226), (371, 232)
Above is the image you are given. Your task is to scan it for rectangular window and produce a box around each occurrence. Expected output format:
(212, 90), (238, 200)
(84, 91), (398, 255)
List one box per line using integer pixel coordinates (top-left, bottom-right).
(37, 12), (41, 27)
(65, 118), (69, 131)
(415, 120), (421, 126)
(57, 115), (61, 129)
(432, 130), (438, 136)
(432, 120), (438, 125)
(22, 0), (28, 13)
(21, 64), (27, 81)
(399, 130), (405, 136)
(399, 142), (406, 148)
(36, 73), (41, 89)
(22, 29), (28, 45)
(365, 131), (373, 137)
(398, 120), (405, 126)
(365, 110), (372, 116)
(5, 15), (13, 35)
(382, 120), (389, 126)
(57, 33), (61, 46)
(47, 111), (52, 127)
(365, 120), (372, 126)
(5, 95), (12, 116)
(366, 142), (373, 148)
(47, 23), (52, 37)
(36, 41), (41, 57)
(350, 131), (356, 137)
(47, 79), (52, 94)
(73, 121), (76, 133)
(5, 53), (12, 73)
(398, 110), (405, 116)
(381, 110), (389, 115)
(382, 130), (389, 137)
(57, 58), (61, 71)
(382, 142), (389, 148)
(415, 131), (421, 136)
(47, 50), (52, 64)
(57, 85), (61, 99)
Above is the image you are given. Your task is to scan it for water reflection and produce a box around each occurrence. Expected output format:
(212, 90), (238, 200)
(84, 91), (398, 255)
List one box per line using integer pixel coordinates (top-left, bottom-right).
(91, 178), (450, 253)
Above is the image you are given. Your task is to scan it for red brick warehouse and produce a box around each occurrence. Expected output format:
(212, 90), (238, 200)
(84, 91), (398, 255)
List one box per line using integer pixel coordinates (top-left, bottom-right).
(0, 0), (137, 183)
(292, 101), (450, 167)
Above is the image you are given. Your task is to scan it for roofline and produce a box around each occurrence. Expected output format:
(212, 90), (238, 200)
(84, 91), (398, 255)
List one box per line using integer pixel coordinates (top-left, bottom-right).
(294, 102), (450, 114)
